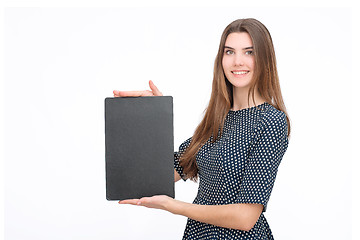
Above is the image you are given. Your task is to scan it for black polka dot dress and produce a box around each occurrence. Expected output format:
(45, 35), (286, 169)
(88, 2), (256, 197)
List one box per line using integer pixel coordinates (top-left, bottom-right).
(174, 102), (289, 239)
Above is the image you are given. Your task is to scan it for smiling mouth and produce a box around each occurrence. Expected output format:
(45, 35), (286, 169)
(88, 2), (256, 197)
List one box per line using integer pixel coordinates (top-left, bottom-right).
(231, 71), (249, 75)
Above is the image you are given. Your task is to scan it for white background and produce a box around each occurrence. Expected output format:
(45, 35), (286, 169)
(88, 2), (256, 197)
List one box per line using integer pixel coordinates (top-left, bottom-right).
(2, 4), (358, 240)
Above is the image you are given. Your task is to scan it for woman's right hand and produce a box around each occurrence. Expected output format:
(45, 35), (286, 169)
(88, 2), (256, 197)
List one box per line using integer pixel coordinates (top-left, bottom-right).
(113, 80), (163, 97)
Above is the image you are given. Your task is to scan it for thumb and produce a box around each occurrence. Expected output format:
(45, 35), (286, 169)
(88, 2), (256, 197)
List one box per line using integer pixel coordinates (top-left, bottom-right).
(149, 80), (163, 96)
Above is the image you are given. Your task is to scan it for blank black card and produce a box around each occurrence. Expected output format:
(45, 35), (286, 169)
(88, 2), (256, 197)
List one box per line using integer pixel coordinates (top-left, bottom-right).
(105, 96), (174, 200)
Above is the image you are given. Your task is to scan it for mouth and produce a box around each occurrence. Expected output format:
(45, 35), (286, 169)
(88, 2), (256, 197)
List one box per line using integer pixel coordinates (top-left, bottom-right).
(231, 70), (249, 75)
(231, 70), (250, 77)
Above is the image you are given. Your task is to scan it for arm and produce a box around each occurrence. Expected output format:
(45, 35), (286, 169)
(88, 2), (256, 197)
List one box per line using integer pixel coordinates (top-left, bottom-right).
(119, 196), (263, 231)
(171, 199), (263, 231)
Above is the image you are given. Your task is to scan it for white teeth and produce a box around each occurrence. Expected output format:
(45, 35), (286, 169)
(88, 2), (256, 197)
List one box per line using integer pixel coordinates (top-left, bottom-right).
(232, 71), (248, 75)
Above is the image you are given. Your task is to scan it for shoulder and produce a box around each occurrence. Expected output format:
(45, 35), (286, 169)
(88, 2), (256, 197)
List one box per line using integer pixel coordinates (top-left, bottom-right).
(258, 103), (288, 133)
(252, 103), (289, 150)
(179, 137), (192, 152)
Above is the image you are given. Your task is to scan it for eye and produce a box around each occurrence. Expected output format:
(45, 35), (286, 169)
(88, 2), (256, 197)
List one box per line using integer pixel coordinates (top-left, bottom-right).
(225, 49), (234, 55)
(245, 50), (253, 55)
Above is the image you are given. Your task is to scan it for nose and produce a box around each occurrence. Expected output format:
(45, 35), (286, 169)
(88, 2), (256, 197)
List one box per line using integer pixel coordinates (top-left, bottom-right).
(234, 53), (244, 66)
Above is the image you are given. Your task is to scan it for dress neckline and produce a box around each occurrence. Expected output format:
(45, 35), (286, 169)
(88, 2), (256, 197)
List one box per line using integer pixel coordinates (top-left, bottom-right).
(229, 102), (269, 113)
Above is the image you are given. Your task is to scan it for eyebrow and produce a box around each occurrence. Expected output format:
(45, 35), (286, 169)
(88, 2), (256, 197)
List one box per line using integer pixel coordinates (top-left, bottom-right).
(224, 46), (253, 50)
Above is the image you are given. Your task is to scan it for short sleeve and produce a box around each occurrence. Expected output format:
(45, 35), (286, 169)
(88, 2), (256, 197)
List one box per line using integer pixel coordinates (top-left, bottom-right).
(174, 138), (192, 181)
(234, 113), (289, 212)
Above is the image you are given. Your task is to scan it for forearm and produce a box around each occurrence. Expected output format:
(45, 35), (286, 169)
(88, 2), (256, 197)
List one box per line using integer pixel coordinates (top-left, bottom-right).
(167, 199), (262, 231)
(119, 195), (262, 231)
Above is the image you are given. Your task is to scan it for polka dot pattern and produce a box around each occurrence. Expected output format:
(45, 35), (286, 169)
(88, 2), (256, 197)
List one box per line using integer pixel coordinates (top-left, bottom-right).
(174, 102), (289, 239)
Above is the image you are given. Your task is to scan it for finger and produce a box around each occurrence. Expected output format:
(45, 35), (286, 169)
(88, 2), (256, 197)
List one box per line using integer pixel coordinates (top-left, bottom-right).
(138, 197), (150, 204)
(149, 80), (163, 96)
(118, 199), (140, 205)
(140, 90), (155, 96)
(114, 90), (152, 97)
(113, 90), (121, 97)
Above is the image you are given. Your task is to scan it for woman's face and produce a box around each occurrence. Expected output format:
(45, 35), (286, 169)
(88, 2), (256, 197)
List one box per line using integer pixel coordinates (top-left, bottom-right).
(222, 32), (255, 91)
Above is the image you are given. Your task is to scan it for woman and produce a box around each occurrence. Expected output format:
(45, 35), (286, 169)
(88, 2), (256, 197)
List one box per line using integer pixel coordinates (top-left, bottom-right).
(115, 18), (290, 239)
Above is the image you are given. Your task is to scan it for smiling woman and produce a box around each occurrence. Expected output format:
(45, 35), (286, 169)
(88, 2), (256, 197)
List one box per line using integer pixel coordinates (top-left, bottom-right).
(115, 18), (290, 240)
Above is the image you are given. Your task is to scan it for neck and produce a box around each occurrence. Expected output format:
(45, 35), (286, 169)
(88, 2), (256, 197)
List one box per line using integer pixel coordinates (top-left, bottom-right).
(231, 86), (266, 111)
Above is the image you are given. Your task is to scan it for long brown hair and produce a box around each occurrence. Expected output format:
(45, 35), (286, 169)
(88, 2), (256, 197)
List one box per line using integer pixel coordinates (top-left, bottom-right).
(180, 18), (291, 181)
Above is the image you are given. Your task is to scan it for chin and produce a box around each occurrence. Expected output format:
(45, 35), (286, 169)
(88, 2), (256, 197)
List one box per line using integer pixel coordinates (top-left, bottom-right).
(229, 80), (252, 89)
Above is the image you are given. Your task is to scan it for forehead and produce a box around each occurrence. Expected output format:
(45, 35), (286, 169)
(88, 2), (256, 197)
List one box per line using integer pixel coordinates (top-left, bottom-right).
(224, 32), (253, 48)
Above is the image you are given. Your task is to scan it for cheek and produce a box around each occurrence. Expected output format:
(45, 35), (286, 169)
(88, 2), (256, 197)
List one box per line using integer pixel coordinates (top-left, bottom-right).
(222, 57), (230, 70)
(248, 57), (255, 69)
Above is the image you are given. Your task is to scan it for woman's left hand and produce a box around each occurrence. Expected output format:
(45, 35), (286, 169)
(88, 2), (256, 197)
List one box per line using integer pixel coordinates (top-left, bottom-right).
(118, 195), (174, 211)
